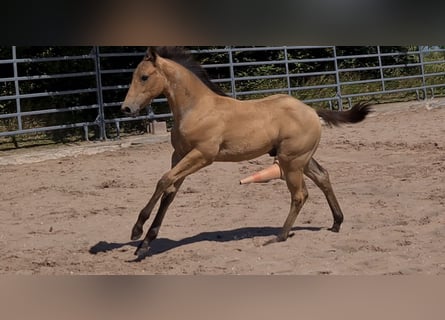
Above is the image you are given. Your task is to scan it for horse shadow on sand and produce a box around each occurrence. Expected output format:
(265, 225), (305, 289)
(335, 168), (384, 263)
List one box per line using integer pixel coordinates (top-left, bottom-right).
(89, 225), (323, 262)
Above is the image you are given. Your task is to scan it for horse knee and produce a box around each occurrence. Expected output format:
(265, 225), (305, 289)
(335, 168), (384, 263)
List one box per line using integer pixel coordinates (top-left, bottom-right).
(292, 185), (308, 205)
(156, 174), (173, 192)
(164, 184), (177, 194)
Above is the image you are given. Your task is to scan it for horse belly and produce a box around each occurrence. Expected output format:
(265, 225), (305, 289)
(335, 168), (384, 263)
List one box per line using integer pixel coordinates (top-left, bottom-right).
(215, 135), (273, 162)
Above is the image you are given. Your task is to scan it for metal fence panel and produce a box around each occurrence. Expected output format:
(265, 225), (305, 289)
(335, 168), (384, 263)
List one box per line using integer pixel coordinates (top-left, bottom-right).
(1, 46), (445, 144)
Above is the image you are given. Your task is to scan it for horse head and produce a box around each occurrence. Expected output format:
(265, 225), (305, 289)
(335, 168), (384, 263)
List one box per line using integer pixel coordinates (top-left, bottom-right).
(121, 47), (167, 116)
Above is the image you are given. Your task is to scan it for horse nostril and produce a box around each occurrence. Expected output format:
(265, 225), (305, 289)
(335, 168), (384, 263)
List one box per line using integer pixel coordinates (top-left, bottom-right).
(122, 107), (132, 114)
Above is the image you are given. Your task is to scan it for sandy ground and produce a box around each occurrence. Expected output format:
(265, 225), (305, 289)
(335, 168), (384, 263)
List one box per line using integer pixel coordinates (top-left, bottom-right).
(0, 100), (444, 275)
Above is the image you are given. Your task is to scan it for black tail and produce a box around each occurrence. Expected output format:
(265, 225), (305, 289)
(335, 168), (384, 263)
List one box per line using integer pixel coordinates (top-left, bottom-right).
(316, 102), (373, 127)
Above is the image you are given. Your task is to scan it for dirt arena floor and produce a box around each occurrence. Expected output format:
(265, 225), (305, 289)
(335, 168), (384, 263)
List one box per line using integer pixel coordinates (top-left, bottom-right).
(1, 100), (444, 274)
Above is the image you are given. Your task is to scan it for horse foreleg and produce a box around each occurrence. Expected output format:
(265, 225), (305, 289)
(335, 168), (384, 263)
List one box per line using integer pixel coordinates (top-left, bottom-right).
(131, 183), (167, 241)
(304, 158), (344, 232)
(264, 166), (308, 245)
(131, 151), (183, 241)
(132, 148), (213, 256)
(134, 177), (185, 256)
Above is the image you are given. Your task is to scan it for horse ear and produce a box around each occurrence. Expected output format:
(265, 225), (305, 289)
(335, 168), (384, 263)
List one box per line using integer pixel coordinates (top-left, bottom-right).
(144, 47), (158, 63)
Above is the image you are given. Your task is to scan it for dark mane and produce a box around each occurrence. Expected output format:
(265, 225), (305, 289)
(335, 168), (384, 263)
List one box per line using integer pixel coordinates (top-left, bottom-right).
(151, 46), (227, 97)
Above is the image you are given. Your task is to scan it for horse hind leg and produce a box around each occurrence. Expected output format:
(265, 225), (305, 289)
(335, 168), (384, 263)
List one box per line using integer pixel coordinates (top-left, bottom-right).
(304, 158), (344, 232)
(264, 164), (308, 245)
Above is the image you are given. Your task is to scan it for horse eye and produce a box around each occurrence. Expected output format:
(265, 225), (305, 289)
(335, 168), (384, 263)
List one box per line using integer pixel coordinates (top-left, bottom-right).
(141, 75), (149, 81)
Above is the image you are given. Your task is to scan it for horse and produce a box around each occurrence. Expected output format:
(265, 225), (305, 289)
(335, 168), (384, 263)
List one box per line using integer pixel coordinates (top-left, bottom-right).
(121, 46), (372, 256)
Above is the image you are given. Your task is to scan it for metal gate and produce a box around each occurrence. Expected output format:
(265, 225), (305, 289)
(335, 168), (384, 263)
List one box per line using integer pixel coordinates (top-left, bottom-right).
(1, 46), (445, 144)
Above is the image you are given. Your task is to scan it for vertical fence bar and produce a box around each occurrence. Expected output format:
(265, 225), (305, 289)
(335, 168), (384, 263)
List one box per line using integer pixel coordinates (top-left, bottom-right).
(377, 46), (386, 92)
(11, 46), (22, 131)
(227, 47), (236, 98)
(418, 45), (427, 100)
(283, 46), (292, 95)
(93, 46), (106, 140)
(332, 46), (343, 110)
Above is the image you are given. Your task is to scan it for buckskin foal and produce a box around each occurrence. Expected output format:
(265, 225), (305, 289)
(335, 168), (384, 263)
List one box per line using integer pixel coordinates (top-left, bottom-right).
(121, 47), (372, 256)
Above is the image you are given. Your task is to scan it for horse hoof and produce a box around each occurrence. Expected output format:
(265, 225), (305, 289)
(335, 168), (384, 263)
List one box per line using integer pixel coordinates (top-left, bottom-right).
(329, 223), (341, 233)
(134, 243), (150, 257)
(263, 238), (277, 246)
(131, 225), (143, 240)
(263, 235), (287, 246)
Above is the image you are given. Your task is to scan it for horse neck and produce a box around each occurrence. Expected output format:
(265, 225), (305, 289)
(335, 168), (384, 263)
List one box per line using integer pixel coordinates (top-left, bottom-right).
(158, 58), (215, 118)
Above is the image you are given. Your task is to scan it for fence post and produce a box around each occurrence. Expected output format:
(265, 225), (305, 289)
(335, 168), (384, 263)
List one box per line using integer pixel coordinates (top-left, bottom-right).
(283, 46), (292, 95)
(332, 46), (343, 110)
(377, 46), (386, 92)
(227, 47), (236, 98)
(93, 46), (106, 140)
(11, 46), (23, 132)
(418, 46), (427, 100)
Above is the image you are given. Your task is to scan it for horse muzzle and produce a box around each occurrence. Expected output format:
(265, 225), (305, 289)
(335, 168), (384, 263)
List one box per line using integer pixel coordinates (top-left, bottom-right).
(121, 105), (140, 117)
